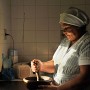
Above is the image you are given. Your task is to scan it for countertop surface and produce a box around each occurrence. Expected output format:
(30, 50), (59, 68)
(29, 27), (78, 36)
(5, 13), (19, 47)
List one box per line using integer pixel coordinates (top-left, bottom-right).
(0, 81), (28, 90)
(0, 79), (51, 90)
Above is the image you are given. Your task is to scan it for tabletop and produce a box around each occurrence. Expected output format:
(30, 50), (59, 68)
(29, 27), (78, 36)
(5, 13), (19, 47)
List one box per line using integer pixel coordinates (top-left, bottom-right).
(0, 80), (52, 90)
(0, 81), (28, 90)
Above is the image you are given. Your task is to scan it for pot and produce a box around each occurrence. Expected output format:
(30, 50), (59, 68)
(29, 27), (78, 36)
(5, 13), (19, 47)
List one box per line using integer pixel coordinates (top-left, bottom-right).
(23, 76), (52, 89)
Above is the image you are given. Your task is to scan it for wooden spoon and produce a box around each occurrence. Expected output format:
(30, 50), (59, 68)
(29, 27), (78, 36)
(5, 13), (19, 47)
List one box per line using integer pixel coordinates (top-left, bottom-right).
(33, 61), (40, 81)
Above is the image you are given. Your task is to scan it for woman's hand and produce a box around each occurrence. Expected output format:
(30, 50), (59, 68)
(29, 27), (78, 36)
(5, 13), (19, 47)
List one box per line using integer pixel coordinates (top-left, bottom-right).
(31, 59), (43, 72)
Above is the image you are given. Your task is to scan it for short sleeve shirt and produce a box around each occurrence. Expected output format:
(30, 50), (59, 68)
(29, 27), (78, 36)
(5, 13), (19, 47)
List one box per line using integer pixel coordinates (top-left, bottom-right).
(53, 32), (90, 85)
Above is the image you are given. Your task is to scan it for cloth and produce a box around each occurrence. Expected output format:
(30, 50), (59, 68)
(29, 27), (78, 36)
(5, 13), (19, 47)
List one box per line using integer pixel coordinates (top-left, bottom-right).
(59, 7), (89, 27)
(53, 32), (90, 85)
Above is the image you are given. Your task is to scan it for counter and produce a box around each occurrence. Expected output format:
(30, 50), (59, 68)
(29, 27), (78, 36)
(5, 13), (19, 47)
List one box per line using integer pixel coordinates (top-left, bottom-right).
(0, 81), (28, 90)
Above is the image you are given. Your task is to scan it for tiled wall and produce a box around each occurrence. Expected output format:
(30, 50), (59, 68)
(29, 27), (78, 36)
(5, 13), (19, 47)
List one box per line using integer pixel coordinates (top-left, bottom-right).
(11, 0), (61, 62)
(10, 0), (90, 62)
(0, 0), (11, 71)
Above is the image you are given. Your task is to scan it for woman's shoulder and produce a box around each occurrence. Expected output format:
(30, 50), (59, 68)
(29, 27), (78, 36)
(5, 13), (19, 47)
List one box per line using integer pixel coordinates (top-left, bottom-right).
(80, 32), (90, 48)
(82, 32), (90, 42)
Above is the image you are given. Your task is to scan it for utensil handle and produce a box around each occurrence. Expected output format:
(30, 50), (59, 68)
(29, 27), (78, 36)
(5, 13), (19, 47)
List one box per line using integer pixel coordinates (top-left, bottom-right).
(36, 72), (40, 81)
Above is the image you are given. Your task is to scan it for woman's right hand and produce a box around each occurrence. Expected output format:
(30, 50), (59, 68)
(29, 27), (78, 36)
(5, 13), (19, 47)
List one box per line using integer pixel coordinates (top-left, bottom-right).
(31, 59), (43, 72)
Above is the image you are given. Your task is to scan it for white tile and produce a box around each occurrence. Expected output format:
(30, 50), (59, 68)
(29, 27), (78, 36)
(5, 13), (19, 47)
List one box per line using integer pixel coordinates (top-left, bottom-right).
(36, 0), (48, 5)
(60, 0), (85, 5)
(36, 31), (48, 42)
(11, 0), (24, 6)
(24, 6), (35, 18)
(14, 43), (24, 55)
(0, 33), (5, 43)
(3, 19), (11, 30)
(49, 30), (60, 42)
(60, 6), (72, 13)
(24, 18), (35, 30)
(11, 18), (23, 31)
(24, 0), (35, 5)
(36, 6), (48, 18)
(2, 43), (10, 55)
(24, 31), (36, 42)
(48, 0), (60, 5)
(48, 6), (60, 17)
(11, 30), (23, 42)
(11, 6), (24, 18)
(36, 55), (49, 62)
(37, 43), (48, 55)
(85, 5), (90, 17)
(85, 0), (90, 4)
(18, 55), (30, 62)
(2, 0), (11, 6)
(36, 18), (48, 31)
(49, 18), (60, 31)
(24, 55), (37, 61)
(49, 43), (59, 54)
(24, 43), (36, 55)
(60, 5), (86, 13)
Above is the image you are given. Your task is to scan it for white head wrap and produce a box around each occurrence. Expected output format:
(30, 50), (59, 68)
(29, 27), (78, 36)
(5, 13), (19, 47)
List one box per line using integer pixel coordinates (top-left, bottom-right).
(59, 7), (89, 27)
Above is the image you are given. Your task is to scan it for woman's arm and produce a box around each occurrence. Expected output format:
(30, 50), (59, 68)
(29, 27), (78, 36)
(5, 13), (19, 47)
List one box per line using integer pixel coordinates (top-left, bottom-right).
(40, 60), (55, 73)
(57, 65), (90, 90)
(31, 59), (55, 73)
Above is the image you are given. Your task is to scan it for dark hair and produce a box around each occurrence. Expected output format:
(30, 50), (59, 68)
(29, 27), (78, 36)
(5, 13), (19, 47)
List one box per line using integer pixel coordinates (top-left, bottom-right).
(73, 25), (87, 35)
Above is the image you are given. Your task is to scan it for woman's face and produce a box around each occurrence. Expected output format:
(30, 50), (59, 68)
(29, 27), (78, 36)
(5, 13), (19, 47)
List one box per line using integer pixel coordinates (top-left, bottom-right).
(60, 23), (80, 43)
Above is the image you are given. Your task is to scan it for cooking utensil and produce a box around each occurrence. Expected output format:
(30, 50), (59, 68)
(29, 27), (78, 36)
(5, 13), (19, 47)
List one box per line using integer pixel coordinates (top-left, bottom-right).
(33, 61), (40, 81)
(35, 72), (40, 81)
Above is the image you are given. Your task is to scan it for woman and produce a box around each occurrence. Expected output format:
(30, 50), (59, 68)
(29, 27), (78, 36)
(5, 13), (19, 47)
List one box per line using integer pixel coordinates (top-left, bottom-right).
(31, 7), (90, 90)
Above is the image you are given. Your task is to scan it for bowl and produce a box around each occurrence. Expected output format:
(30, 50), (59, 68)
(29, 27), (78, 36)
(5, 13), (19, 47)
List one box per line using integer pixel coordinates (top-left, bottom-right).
(23, 76), (52, 89)
(23, 76), (52, 83)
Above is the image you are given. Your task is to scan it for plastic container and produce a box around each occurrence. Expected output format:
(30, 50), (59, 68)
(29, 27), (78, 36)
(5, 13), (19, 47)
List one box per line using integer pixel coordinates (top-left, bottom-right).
(8, 49), (18, 64)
